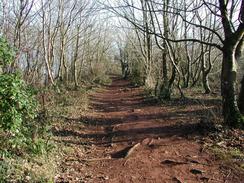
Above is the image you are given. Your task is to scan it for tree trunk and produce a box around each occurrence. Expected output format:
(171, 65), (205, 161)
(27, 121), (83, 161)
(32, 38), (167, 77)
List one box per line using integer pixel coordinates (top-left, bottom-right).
(159, 49), (171, 100)
(73, 28), (80, 88)
(158, 56), (177, 100)
(218, 0), (244, 127)
(141, 0), (152, 88)
(221, 45), (243, 127)
(184, 52), (191, 88)
(201, 50), (211, 94)
(158, 0), (171, 99)
(236, 37), (244, 114)
(202, 71), (211, 94)
(239, 76), (244, 114)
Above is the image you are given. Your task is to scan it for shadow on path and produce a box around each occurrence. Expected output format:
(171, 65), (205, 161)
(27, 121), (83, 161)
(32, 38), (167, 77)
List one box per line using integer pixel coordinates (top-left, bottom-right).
(53, 76), (221, 146)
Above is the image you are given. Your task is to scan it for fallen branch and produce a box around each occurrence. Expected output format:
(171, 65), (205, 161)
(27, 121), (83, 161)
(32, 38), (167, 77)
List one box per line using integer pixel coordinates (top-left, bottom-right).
(123, 143), (141, 166)
(125, 143), (141, 158)
(111, 143), (141, 159)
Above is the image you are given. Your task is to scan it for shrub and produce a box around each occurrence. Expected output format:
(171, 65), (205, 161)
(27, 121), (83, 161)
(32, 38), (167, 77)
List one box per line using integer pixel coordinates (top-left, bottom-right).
(0, 37), (15, 67)
(0, 36), (55, 183)
(0, 73), (38, 150)
(0, 73), (37, 132)
(0, 37), (47, 154)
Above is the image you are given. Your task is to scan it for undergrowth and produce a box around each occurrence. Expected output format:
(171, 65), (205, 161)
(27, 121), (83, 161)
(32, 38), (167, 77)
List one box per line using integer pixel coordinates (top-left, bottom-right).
(0, 37), (59, 182)
(0, 83), (93, 182)
(211, 146), (244, 172)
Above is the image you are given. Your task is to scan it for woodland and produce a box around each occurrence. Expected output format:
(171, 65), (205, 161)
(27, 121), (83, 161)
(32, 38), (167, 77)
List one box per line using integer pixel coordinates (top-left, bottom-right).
(0, 0), (244, 182)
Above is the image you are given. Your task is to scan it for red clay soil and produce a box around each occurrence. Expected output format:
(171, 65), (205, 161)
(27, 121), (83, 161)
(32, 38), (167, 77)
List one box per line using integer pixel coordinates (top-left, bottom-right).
(55, 76), (244, 183)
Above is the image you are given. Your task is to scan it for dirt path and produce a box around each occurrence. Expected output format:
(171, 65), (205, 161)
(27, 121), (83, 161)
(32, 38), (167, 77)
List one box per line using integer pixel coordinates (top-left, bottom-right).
(55, 76), (243, 183)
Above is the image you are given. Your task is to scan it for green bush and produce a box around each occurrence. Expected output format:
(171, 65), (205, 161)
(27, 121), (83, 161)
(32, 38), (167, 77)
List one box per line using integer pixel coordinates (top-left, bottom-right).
(0, 37), (50, 154)
(0, 37), (15, 67)
(0, 160), (10, 183)
(0, 73), (38, 151)
(0, 73), (37, 133)
(0, 36), (55, 182)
